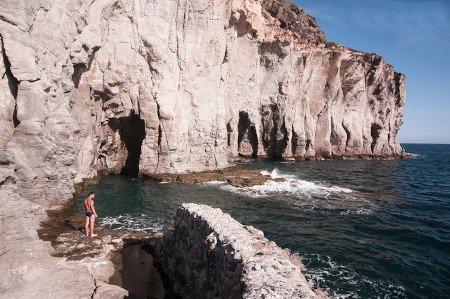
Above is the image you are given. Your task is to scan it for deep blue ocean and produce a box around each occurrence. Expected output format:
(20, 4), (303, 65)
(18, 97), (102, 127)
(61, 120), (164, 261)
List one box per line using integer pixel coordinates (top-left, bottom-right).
(77, 144), (450, 298)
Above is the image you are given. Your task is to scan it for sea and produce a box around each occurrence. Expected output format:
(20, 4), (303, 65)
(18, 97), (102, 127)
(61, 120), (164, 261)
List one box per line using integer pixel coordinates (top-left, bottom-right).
(76, 144), (450, 298)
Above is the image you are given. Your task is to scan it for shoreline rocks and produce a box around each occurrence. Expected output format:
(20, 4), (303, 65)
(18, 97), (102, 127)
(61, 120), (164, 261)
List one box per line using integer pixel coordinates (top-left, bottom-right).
(143, 165), (286, 187)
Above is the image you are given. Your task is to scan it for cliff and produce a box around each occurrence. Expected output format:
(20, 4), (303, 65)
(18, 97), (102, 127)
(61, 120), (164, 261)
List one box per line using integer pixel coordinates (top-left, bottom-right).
(1, 0), (405, 184)
(0, 0), (406, 297)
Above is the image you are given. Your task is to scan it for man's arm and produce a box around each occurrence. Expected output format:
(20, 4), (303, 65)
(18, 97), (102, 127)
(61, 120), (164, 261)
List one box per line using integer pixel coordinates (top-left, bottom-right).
(91, 201), (97, 217)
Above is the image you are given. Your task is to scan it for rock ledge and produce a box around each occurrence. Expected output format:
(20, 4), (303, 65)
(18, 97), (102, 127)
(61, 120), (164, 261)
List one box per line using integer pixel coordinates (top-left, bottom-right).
(157, 203), (325, 298)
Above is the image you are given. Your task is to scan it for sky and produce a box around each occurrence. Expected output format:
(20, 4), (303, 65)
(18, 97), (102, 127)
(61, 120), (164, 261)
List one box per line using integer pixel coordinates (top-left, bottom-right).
(296, 0), (450, 144)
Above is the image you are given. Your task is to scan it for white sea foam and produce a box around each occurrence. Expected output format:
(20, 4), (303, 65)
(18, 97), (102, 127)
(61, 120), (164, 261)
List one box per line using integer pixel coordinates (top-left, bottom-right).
(260, 168), (296, 179)
(204, 180), (226, 186)
(340, 207), (374, 216)
(220, 168), (353, 198)
(99, 214), (165, 232)
(302, 254), (406, 298)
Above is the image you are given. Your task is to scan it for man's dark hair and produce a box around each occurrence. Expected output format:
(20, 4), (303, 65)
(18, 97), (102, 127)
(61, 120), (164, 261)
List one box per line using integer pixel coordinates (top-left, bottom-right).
(88, 191), (95, 196)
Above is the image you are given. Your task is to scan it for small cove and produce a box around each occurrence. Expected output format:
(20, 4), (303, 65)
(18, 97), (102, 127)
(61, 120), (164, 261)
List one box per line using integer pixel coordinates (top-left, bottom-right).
(77, 144), (450, 298)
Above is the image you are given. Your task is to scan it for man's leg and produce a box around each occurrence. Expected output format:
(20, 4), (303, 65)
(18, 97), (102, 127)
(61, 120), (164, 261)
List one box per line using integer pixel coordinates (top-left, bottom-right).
(90, 215), (95, 237)
(85, 216), (89, 236)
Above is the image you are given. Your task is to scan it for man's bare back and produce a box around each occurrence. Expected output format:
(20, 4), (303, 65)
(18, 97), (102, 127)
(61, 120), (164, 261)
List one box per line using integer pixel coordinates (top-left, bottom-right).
(84, 197), (94, 212)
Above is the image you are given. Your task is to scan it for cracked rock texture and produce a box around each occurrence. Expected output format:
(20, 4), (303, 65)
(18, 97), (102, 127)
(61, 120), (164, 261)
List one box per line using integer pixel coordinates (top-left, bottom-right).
(1, 0), (406, 183)
(158, 203), (323, 298)
(0, 0), (405, 297)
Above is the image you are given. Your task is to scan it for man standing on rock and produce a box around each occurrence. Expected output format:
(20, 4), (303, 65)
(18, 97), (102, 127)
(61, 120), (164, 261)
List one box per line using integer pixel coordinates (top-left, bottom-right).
(84, 192), (98, 237)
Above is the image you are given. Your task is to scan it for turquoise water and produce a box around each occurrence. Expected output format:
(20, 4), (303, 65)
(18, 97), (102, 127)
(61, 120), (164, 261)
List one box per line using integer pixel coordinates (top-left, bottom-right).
(77, 144), (450, 298)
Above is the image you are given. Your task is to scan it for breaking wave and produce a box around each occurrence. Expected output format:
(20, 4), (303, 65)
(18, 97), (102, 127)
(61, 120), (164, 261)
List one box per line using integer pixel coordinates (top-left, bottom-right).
(219, 168), (353, 198)
(98, 214), (165, 232)
(302, 254), (406, 298)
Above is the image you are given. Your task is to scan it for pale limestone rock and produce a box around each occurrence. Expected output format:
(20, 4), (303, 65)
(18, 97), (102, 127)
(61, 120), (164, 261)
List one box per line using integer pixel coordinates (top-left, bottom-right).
(0, 187), (96, 298)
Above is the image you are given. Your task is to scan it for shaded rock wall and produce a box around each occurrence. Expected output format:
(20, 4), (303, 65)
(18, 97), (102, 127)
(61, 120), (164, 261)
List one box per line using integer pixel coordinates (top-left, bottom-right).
(157, 203), (321, 298)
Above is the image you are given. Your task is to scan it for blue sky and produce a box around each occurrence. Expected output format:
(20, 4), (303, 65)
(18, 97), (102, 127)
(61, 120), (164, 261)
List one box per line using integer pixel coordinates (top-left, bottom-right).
(296, 0), (450, 144)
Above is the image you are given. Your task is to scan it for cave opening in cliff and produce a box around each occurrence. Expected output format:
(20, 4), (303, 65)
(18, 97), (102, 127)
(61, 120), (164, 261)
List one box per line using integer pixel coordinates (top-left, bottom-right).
(226, 122), (232, 147)
(118, 112), (145, 177)
(371, 123), (382, 154)
(261, 104), (288, 158)
(237, 111), (258, 158)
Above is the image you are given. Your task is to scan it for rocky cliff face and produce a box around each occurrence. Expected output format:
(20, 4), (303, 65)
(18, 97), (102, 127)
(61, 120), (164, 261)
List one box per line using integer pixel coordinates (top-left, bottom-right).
(0, 0), (405, 188)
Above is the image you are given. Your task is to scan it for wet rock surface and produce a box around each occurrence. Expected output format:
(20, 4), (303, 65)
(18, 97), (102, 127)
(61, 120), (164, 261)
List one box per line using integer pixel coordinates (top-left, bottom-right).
(144, 165), (285, 187)
(157, 203), (326, 298)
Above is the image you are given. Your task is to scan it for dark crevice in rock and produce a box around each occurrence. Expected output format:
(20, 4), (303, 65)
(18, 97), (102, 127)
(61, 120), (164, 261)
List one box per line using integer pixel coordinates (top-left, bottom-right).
(329, 119), (340, 147)
(12, 105), (20, 128)
(247, 126), (258, 158)
(291, 125), (298, 156)
(118, 111), (145, 177)
(157, 124), (162, 149)
(394, 72), (403, 107)
(1, 35), (20, 127)
(72, 63), (87, 88)
(155, 102), (164, 171)
(222, 47), (229, 64)
(92, 89), (114, 102)
(387, 123), (392, 146)
(0, 15), (19, 28)
(237, 111), (258, 158)
(261, 104), (288, 158)
(155, 102), (162, 149)
(90, 277), (99, 299)
(342, 123), (351, 150)
(153, 100), (168, 171)
(278, 81), (285, 95)
(237, 112), (250, 147)
(365, 55), (382, 86)
(226, 122), (232, 147)
(278, 118), (289, 156)
(72, 46), (100, 88)
(371, 123), (382, 154)
(305, 138), (312, 152)
(143, 40), (161, 75)
(258, 41), (289, 60)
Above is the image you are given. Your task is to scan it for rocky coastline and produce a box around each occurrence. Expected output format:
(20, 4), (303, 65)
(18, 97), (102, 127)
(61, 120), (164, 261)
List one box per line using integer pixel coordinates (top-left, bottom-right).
(6, 180), (324, 298)
(0, 0), (408, 297)
(29, 188), (170, 298)
(37, 186), (206, 297)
